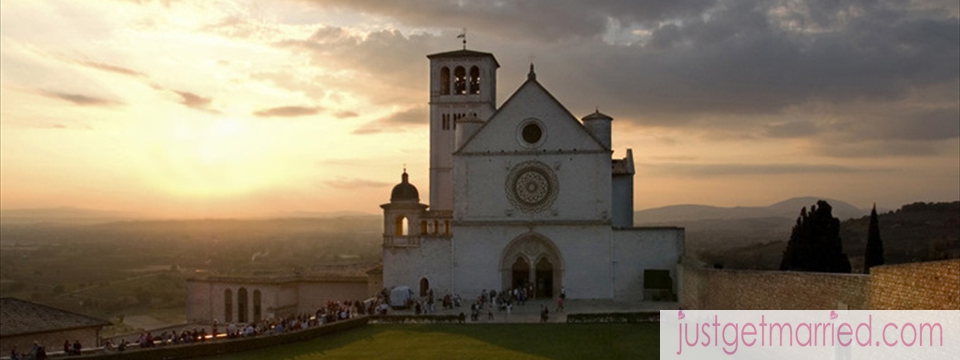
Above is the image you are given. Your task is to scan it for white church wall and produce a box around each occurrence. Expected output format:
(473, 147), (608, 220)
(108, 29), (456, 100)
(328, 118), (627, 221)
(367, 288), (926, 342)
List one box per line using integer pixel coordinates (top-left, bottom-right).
(186, 280), (212, 323)
(454, 153), (611, 222)
(382, 237), (453, 296)
(612, 228), (684, 301)
(452, 225), (613, 300)
(458, 81), (606, 155)
(297, 281), (368, 310)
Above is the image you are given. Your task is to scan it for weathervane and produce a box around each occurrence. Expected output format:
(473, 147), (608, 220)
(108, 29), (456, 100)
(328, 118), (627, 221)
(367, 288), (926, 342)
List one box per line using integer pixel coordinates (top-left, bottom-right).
(457, 28), (467, 50)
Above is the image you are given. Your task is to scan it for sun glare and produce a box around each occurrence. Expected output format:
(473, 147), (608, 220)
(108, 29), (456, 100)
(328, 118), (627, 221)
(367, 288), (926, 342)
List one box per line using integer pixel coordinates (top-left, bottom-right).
(139, 118), (280, 198)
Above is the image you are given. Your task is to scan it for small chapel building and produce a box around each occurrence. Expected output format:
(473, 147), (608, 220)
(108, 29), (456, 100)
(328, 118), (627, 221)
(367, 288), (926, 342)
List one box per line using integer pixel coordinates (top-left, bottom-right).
(380, 48), (684, 301)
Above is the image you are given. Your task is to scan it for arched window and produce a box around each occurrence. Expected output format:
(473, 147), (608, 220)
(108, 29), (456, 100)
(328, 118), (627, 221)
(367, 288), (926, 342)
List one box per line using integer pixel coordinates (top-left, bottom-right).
(440, 67), (450, 95)
(454, 66), (466, 95)
(419, 278), (430, 297)
(395, 216), (408, 236)
(444, 221), (450, 236)
(253, 290), (262, 323)
(469, 66), (480, 94)
(224, 289), (233, 322)
(237, 287), (248, 323)
(420, 220), (427, 235)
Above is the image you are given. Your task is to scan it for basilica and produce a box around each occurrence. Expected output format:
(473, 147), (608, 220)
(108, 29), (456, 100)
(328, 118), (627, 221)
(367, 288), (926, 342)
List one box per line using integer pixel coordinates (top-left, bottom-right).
(185, 48), (684, 325)
(380, 48), (684, 301)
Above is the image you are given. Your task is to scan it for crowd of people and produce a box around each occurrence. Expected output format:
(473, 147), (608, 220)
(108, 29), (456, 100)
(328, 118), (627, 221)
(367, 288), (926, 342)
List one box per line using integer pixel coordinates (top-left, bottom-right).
(6, 288), (570, 359)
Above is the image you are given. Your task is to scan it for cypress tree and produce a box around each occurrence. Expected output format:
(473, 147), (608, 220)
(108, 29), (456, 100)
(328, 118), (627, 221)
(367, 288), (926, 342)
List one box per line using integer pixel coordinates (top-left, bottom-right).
(779, 200), (852, 273)
(863, 204), (884, 274)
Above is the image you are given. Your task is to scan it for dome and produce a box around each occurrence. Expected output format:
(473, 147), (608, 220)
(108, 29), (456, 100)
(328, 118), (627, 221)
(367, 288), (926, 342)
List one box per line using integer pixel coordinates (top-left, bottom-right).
(390, 171), (419, 202)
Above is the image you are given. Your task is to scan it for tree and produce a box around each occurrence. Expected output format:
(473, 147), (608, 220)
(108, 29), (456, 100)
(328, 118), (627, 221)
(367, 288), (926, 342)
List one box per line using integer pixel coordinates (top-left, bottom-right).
(779, 200), (852, 273)
(863, 204), (884, 274)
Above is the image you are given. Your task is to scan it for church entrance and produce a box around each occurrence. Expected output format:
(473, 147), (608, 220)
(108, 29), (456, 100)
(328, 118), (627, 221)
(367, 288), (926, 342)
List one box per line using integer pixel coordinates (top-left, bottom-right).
(500, 232), (563, 299)
(535, 257), (554, 298)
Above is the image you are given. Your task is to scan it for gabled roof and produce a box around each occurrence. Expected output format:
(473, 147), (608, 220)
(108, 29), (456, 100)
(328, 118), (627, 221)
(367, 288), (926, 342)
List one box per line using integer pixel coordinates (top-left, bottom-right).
(455, 67), (610, 153)
(0, 298), (110, 337)
(427, 49), (500, 68)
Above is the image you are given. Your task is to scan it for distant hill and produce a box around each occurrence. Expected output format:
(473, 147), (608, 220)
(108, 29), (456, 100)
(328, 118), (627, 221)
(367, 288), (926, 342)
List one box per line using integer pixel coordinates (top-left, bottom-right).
(0, 207), (140, 225)
(697, 201), (959, 270)
(635, 196), (866, 224)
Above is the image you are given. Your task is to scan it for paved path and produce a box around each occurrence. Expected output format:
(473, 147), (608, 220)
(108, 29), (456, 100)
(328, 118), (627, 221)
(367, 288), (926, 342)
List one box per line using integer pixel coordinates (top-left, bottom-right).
(387, 298), (678, 324)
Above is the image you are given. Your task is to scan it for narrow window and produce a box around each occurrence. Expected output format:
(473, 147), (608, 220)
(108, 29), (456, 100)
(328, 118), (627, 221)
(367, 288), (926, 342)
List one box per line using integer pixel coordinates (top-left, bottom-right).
(469, 66), (480, 94)
(253, 290), (262, 323)
(454, 66), (466, 95)
(237, 287), (248, 323)
(440, 67), (450, 95)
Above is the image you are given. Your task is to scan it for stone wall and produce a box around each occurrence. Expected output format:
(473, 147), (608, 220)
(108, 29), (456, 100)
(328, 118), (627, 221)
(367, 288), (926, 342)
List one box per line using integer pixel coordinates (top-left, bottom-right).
(1, 327), (101, 358)
(680, 262), (870, 310)
(870, 259), (960, 310)
(681, 259), (960, 310)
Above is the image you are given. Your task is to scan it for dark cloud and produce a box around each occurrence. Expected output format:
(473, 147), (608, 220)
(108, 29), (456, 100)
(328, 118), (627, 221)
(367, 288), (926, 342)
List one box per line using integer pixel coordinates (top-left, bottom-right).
(39, 90), (121, 106)
(812, 140), (944, 158)
(323, 177), (392, 189)
(642, 162), (882, 177)
(281, 0), (957, 153)
(308, 0), (713, 42)
(352, 108), (426, 135)
(253, 105), (323, 117)
(765, 121), (820, 139)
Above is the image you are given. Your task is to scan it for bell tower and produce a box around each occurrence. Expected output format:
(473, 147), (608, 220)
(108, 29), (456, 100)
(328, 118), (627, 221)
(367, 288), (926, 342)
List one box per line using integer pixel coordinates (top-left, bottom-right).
(426, 49), (499, 211)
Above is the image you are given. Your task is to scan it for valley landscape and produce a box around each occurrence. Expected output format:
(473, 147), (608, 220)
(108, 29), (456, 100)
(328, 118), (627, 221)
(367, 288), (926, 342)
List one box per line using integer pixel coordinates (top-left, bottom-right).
(1, 198), (956, 337)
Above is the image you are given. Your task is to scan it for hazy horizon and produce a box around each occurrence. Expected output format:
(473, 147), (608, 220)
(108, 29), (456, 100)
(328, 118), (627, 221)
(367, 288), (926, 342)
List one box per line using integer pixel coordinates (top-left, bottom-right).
(2, 0), (958, 219)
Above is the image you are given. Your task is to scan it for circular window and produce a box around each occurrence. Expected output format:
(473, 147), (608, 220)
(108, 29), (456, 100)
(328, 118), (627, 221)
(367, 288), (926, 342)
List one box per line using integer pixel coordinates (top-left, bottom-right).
(521, 123), (542, 144)
(517, 118), (546, 148)
(505, 161), (558, 213)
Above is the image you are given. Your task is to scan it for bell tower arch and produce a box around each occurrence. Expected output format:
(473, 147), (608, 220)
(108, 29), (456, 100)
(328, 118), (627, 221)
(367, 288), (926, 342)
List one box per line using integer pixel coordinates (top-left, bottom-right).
(426, 49), (499, 211)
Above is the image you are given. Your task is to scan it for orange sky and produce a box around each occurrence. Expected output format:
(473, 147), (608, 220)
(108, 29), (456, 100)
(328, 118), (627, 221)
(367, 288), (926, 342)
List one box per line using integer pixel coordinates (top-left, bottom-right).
(1, 0), (958, 218)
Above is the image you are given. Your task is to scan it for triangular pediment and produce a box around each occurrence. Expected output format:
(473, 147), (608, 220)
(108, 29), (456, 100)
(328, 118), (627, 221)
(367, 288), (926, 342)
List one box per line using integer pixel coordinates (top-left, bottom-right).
(456, 77), (608, 154)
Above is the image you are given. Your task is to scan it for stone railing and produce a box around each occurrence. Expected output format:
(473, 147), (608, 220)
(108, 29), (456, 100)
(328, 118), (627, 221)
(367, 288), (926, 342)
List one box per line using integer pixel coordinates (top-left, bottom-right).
(383, 235), (421, 248)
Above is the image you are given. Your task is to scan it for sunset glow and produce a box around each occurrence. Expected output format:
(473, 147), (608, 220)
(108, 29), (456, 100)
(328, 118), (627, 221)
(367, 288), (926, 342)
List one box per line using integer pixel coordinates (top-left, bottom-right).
(1, 0), (958, 218)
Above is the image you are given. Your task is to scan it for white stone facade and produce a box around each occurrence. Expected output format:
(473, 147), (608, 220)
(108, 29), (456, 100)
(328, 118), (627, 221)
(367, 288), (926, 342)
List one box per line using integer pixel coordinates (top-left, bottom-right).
(186, 276), (368, 325)
(381, 48), (684, 302)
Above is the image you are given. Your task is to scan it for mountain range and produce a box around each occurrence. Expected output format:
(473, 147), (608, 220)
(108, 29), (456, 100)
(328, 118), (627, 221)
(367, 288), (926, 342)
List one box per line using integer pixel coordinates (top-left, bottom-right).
(634, 196), (868, 225)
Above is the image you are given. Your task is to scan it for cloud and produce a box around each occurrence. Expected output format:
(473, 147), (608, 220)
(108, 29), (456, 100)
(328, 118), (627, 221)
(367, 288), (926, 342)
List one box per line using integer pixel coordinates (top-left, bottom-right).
(253, 105), (323, 117)
(352, 108), (426, 135)
(335, 110), (358, 119)
(323, 177), (392, 189)
(811, 140), (944, 158)
(39, 90), (121, 106)
(306, 0), (714, 42)
(291, 0), (957, 150)
(642, 162), (882, 177)
(171, 90), (217, 112)
(75, 59), (145, 77)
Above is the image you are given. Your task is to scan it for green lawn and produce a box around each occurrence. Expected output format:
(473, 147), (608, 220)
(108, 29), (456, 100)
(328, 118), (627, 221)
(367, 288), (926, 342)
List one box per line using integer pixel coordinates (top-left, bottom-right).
(198, 323), (659, 360)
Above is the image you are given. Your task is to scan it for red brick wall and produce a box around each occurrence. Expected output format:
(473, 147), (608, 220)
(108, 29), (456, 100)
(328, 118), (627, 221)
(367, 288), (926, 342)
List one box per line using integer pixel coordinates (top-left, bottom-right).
(870, 259), (960, 310)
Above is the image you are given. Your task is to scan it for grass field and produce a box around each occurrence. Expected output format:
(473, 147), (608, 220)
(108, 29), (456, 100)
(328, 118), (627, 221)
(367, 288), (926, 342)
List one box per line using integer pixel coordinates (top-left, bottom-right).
(198, 323), (659, 360)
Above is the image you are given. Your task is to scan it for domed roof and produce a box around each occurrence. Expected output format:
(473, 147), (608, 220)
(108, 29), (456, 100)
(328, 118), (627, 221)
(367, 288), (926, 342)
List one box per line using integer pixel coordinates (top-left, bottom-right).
(390, 171), (419, 202)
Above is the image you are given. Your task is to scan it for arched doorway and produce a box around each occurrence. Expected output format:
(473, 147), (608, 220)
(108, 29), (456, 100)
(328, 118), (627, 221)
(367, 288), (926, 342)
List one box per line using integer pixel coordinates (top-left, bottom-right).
(253, 290), (262, 323)
(419, 278), (430, 297)
(511, 257), (530, 289)
(500, 232), (563, 298)
(535, 257), (554, 298)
